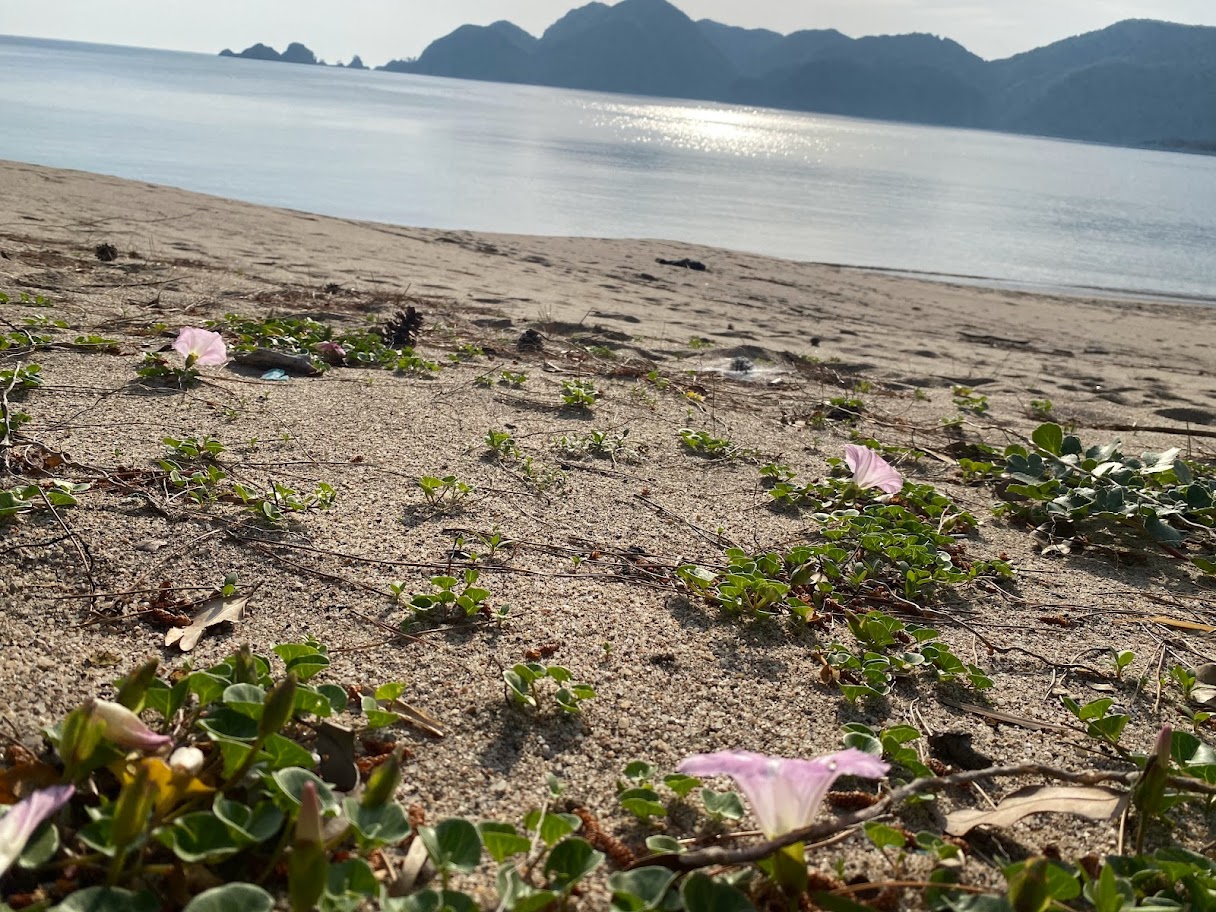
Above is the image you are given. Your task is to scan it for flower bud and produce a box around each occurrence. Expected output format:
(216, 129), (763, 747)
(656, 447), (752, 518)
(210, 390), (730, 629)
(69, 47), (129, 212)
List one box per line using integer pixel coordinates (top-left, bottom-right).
(91, 700), (173, 753)
(114, 658), (160, 711)
(168, 746), (206, 778)
(232, 644), (259, 685)
(111, 763), (157, 849)
(361, 750), (402, 808)
(288, 781), (327, 912)
(259, 672), (299, 739)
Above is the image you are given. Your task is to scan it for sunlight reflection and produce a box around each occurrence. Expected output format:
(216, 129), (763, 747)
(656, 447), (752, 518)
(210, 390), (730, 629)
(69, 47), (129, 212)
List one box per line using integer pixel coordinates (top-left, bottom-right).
(588, 101), (847, 161)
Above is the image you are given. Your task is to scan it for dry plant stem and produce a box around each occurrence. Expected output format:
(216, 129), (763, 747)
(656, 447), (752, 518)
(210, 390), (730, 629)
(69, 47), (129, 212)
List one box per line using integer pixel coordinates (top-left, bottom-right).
(637, 763), (1193, 872)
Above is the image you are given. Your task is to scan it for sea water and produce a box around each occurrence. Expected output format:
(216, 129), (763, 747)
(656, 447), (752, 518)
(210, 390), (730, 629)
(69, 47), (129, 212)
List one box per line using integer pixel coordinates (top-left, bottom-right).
(1, 35), (1214, 300)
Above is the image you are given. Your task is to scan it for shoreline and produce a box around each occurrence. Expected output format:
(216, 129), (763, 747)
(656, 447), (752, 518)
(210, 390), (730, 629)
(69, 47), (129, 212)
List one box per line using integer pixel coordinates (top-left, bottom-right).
(4, 156), (1213, 311)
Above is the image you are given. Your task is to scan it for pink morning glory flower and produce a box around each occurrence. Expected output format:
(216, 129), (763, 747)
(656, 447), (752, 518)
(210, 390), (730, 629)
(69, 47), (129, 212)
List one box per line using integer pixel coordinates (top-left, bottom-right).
(677, 749), (889, 838)
(845, 445), (903, 495)
(316, 341), (347, 361)
(90, 700), (173, 753)
(0, 784), (74, 877)
(172, 327), (228, 367)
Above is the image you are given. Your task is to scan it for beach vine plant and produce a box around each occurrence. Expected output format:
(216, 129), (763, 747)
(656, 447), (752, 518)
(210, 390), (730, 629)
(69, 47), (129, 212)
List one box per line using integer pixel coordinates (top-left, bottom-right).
(211, 313), (439, 375)
(969, 422), (1216, 575)
(3, 642), (1216, 912)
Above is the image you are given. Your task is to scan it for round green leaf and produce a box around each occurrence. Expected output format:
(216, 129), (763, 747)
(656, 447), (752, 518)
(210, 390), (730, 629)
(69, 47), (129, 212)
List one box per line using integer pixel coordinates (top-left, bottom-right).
(479, 821), (532, 863)
(196, 707), (259, 742)
(181, 883), (274, 912)
(383, 889), (479, 912)
(609, 867), (677, 911)
(52, 887), (158, 912)
(317, 683), (349, 714)
(212, 796), (284, 845)
(267, 767), (338, 813)
(418, 818), (482, 873)
(680, 872), (756, 912)
(18, 821), (59, 869)
(156, 812), (243, 863)
(544, 836), (605, 891)
(222, 683), (266, 719)
(344, 799), (411, 846)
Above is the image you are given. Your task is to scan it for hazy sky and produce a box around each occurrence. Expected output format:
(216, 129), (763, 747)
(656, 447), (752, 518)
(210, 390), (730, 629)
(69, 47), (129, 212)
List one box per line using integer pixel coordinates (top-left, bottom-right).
(6, 0), (1215, 64)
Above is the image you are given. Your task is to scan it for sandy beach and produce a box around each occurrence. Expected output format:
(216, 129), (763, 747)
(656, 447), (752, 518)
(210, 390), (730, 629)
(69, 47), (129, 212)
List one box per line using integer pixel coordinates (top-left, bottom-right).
(2, 159), (1215, 906)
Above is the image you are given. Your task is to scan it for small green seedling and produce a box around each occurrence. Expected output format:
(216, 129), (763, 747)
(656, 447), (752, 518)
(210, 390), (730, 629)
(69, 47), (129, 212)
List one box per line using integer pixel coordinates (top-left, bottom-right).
(503, 663), (596, 714)
(560, 379), (599, 410)
(952, 386), (990, 415)
(417, 474), (474, 511)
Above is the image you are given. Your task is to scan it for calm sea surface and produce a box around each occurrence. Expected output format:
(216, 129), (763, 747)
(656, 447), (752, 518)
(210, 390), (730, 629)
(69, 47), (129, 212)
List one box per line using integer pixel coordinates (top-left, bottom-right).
(2, 35), (1215, 300)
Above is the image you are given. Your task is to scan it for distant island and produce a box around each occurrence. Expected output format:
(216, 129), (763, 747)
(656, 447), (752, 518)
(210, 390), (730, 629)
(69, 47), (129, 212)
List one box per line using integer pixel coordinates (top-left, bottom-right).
(220, 42), (366, 69)
(221, 0), (1216, 152)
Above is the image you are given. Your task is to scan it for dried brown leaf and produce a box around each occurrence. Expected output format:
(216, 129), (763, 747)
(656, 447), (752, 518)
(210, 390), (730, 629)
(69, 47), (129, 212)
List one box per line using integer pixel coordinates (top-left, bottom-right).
(945, 785), (1127, 836)
(164, 595), (248, 651)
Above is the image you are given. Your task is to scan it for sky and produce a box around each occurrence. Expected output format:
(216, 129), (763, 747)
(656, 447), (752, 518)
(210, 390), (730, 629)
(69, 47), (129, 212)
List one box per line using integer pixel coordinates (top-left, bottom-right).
(5, 0), (1215, 65)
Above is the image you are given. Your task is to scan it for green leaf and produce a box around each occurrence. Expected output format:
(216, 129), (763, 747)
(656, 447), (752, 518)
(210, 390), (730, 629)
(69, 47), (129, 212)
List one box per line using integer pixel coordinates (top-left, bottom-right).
(361, 695), (401, 729)
(212, 797), (284, 845)
(290, 685), (333, 719)
(383, 891), (479, 912)
(523, 810), (581, 846)
(284, 655), (329, 682)
(51, 888), (159, 912)
(323, 857), (379, 911)
(156, 812), (243, 863)
(865, 821), (908, 852)
(260, 733), (316, 770)
(624, 760), (656, 782)
(1032, 424), (1064, 456)
(619, 787), (667, 821)
(196, 707), (260, 741)
(317, 683), (349, 714)
(544, 837), (605, 892)
(662, 773), (702, 799)
(418, 818), (482, 873)
(222, 683), (266, 718)
(374, 681), (408, 702)
(645, 834), (683, 854)
(187, 672), (229, 706)
(181, 883), (274, 912)
(267, 768), (338, 813)
(609, 867), (678, 912)
(680, 872), (756, 912)
(479, 822), (532, 863)
(18, 821), (59, 869)
(700, 788), (745, 821)
(810, 894), (884, 912)
(344, 799), (411, 847)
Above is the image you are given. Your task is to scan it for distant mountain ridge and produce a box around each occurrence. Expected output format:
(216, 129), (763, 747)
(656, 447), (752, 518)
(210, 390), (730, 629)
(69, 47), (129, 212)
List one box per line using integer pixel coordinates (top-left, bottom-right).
(220, 42), (366, 69)
(224, 2), (1216, 152)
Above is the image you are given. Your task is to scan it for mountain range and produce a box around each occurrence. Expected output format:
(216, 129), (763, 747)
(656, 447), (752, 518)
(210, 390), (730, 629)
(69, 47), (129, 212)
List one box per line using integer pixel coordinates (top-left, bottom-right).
(375, 0), (1216, 152)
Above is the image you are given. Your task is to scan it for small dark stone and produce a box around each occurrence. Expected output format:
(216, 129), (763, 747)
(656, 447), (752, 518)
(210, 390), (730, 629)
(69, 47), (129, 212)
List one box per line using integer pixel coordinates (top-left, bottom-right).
(730, 357), (753, 373)
(95, 243), (119, 262)
(810, 336), (821, 347)
(655, 257), (707, 272)
(637, 273), (657, 281)
(517, 329), (544, 352)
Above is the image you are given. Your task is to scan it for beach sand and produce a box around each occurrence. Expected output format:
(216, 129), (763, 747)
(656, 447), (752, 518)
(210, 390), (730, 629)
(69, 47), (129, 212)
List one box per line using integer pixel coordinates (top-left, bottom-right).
(2, 159), (1215, 904)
